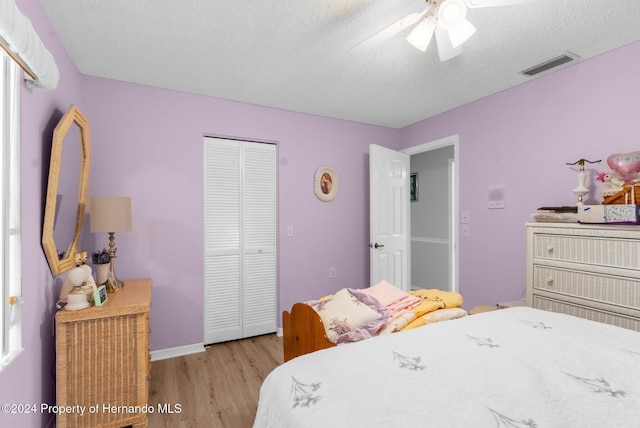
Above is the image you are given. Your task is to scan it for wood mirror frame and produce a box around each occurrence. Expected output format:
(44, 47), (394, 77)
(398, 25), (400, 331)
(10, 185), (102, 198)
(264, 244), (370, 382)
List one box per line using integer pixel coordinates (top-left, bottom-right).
(42, 106), (91, 276)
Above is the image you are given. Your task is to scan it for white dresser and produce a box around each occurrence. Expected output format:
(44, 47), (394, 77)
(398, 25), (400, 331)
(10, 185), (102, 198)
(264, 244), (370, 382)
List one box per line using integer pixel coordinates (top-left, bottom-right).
(526, 222), (640, 331)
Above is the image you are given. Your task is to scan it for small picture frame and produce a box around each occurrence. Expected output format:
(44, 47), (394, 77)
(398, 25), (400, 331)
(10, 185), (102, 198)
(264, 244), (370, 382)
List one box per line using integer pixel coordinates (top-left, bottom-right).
(410, 173), (418, 202)
(314, 166), (339, 202)
(93, 285), (108, 306)
(105, 269), (123, 292)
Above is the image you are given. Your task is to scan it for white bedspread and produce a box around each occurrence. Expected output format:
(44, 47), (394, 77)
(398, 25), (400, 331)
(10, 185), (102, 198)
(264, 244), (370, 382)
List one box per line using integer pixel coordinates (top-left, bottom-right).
(254, 307), (640, 427)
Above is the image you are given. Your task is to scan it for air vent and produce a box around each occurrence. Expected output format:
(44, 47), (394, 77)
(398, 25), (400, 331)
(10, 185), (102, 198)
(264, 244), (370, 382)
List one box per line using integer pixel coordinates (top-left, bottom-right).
(521, 52), (581, 77)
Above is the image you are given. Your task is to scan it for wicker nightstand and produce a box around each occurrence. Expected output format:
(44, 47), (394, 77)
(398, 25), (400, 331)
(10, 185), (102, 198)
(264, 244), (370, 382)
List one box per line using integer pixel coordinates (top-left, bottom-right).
(55, 278), (152, 428)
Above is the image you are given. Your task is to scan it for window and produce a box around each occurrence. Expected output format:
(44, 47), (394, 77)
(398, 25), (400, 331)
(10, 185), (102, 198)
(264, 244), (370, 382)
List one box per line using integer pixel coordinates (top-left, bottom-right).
(0, 49), (23, 372)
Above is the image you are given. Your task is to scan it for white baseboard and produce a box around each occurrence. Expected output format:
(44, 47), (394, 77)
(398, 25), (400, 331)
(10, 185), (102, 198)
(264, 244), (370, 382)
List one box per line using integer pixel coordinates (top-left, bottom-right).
(276, 327), (283, 337)
(150, 343), (205, 362)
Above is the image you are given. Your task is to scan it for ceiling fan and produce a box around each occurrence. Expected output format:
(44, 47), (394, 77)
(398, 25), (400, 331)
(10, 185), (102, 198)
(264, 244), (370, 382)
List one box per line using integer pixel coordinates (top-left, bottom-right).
(353, 0), (537, 61)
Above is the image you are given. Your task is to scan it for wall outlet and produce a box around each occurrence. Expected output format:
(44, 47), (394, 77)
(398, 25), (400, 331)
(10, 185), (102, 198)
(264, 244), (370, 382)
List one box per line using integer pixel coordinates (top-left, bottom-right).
(329, 267), (336, 279)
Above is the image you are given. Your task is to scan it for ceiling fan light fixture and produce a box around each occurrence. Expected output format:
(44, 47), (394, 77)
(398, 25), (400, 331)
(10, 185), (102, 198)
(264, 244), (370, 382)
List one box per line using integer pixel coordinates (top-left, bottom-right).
(437, 0), (467, 30)
(406, 16), (436, 51)
(447, 19), (476, 48)
(434, 27), (463, 61)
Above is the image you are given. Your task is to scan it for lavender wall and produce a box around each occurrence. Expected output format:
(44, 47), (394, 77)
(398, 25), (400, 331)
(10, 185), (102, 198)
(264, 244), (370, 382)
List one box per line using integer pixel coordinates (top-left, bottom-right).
(5, 2), (640, 425)
(400, 40), (640, 309)
(79, 77), (399, 351)
(2, 2), (399, 420)
(0, 1), (84, 427)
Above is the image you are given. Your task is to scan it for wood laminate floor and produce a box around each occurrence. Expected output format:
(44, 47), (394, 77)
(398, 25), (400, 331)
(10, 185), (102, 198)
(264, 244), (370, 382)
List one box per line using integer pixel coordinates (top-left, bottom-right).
(148, 333), (283, 428)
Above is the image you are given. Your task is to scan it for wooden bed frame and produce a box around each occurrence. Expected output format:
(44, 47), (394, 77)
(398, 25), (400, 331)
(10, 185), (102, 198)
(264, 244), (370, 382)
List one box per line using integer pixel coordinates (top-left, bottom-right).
(282, 303), (336, 362)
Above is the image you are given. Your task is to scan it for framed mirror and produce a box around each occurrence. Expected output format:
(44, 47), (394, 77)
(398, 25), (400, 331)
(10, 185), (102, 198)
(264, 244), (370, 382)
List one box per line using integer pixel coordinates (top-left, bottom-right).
(42, 106), (91, 276)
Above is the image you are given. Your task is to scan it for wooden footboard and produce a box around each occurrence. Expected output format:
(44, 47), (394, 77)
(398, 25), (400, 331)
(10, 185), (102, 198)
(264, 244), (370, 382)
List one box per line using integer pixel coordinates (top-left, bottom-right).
(283, 303), (336, 362)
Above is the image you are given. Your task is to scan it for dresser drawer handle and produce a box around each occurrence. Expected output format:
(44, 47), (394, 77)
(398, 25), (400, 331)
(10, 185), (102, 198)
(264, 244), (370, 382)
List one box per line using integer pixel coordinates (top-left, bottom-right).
(547, 245), (554, 254)
(546, 278), (554, 287)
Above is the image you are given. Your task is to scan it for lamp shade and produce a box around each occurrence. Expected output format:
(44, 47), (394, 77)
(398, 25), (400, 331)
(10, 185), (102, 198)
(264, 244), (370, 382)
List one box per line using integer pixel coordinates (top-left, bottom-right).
(435, 27), (463, 61)
(406, 16), (436, 52)
(448, 19), (476, 48)
(89, 196), (132, 233)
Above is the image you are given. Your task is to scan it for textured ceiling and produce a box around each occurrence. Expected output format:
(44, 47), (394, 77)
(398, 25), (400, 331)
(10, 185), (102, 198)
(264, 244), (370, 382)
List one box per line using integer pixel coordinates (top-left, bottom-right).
(40, 0), (640, 128)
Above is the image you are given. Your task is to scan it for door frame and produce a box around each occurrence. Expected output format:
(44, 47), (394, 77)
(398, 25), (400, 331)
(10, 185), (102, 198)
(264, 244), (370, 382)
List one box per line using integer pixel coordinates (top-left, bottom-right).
(402, 134), (459, 293)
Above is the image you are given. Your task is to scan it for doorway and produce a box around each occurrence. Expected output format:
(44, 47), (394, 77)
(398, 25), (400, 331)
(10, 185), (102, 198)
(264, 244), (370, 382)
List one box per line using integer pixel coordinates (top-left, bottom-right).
(403, 135), (458, 293)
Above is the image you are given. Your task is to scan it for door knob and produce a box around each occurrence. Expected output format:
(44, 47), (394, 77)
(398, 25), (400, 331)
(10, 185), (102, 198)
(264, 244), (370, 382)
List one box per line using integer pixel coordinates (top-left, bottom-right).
(369, 242), (385, 249)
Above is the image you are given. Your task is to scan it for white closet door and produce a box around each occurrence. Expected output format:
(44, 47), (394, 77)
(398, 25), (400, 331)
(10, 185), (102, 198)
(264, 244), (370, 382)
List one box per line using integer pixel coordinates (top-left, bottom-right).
(203, 137), (276, 344)
(204, 139), (242, 344)
(243, 144), (277, 337)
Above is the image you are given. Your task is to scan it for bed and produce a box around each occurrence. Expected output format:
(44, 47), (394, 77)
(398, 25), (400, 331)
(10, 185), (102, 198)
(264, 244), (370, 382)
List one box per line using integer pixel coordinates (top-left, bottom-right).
(282, 282), (468, 361)
(255, 307), (640, 427)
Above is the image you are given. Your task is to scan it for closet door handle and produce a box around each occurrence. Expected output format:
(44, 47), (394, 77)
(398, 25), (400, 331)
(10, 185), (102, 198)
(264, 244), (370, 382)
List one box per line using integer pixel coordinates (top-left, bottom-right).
(369, 242), (385, 249)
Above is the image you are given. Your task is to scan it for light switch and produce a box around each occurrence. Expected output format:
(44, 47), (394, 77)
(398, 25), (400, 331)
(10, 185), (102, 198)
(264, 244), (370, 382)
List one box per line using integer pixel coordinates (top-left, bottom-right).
(462, 210), (470, 224)
(287, 226), (294, 237)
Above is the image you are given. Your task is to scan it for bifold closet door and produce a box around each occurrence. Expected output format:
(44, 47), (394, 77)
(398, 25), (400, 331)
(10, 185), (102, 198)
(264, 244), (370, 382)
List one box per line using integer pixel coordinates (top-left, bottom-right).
(203, 137), (276, 344)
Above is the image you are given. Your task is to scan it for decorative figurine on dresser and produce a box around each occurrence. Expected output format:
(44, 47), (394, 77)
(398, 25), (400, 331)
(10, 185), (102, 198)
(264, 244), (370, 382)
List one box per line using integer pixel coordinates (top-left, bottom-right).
(565, 158), (601, 206)
(42, 106), (152, 427)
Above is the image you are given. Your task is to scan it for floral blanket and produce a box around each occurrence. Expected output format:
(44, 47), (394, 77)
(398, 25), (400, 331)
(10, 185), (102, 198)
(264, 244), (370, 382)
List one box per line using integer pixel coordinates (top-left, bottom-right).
(306, 284), (467, 344)
(254, 307), (640, 427)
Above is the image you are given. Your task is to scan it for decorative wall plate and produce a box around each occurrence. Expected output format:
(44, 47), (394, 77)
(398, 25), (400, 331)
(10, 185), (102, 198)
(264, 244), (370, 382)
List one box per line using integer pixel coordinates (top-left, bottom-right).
(314, 166), (338, 202)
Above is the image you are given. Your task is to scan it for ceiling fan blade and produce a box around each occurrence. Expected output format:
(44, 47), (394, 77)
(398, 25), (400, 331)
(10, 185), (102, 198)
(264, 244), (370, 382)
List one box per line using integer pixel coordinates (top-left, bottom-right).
(465, 0), (541, 8)
(352, 6), (431, 52)
(434, 27), (462, 61)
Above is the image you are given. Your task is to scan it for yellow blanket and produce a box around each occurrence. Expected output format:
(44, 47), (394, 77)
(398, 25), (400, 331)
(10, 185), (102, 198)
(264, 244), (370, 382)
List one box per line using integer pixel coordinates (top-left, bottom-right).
(381, 289), (465, 333)
(410, 289), (463, 309)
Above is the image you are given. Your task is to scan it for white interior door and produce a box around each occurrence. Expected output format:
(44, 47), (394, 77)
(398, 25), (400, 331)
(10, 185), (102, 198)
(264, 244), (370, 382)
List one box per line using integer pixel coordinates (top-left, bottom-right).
(369, 144), (410, 291)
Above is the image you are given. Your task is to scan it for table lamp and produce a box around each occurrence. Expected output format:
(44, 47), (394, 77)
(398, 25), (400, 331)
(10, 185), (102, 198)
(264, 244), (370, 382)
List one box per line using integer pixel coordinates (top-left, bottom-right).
(89, 196), (132, 289)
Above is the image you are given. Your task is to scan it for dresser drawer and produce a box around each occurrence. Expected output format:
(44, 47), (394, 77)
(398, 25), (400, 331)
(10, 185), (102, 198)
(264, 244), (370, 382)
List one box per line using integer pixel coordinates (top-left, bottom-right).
(532, 233), (640, 270)
(532, 265), (640, 310)
(533, 296), (640, 331)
